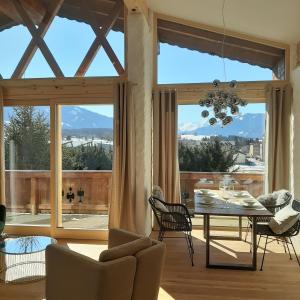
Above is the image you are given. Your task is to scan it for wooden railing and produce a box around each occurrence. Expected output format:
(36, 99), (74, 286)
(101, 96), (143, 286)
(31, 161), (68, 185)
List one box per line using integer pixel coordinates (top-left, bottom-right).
(4, 170), (112, 215)
(4, 170), (264, 214)
(180, 171), (265, 200)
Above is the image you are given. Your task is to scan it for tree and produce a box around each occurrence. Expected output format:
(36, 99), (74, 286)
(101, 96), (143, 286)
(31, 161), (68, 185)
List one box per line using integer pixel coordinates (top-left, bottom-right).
(178, 138), (237, 172)
(4, 106), (50, 170)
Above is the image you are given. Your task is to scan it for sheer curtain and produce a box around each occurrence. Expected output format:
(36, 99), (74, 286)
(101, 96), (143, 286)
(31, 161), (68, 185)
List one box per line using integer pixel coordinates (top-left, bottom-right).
(266, 84), (292, 192)
(153, 89), (181, 203)
(109, 82), (137, 231)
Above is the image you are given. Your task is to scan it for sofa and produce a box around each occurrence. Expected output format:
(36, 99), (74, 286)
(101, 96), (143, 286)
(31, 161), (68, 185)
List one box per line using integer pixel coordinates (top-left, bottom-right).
(46, 228), (166, 300)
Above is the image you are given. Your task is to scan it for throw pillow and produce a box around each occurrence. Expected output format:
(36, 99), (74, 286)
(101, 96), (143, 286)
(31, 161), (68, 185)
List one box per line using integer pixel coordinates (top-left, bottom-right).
(268, 205), (300, 234)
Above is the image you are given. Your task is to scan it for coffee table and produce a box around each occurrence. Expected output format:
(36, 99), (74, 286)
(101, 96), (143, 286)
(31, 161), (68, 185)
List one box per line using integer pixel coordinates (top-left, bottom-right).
(0, 236), (56, 283)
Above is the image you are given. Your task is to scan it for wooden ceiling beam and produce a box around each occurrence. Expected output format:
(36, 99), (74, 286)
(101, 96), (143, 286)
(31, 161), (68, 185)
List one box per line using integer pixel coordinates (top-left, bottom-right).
(0, 0), (46, 24)
(75, 0), (123, 77)
(12, 0), (64, 78)
(123, 0), (149, 23)
(12, 0), (64, 79)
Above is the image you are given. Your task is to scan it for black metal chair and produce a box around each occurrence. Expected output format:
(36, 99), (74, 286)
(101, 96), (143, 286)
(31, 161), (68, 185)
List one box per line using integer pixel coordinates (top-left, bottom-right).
(149, 196), (194, 266)
(0, 204), (6, 236)
(245, 190), (292, 241)
(257, 199), (300, 271)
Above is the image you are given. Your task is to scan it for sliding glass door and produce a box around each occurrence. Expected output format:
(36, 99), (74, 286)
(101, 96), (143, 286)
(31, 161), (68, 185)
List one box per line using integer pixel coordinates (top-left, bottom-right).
(56, 104), (113, 230)
(4, 105), (51, 226)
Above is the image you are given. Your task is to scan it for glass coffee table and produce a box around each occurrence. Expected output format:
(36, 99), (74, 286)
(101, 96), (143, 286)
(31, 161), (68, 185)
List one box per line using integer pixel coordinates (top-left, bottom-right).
(0, 236), (56, 283)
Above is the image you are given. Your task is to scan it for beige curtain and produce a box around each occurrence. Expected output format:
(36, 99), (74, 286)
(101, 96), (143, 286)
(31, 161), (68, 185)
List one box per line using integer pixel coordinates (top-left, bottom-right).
(153, 89), (181, 203)
(109, 82), (137, 231)
(267, 84), (292, 192)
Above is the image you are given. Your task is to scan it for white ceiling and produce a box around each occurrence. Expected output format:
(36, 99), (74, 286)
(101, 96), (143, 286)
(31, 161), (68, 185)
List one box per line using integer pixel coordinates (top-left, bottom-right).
(147, 0), (300, 45)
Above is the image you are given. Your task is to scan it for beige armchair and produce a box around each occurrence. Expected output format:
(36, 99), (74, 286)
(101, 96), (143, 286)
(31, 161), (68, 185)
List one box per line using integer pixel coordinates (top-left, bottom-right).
(46, 229), (166, 300)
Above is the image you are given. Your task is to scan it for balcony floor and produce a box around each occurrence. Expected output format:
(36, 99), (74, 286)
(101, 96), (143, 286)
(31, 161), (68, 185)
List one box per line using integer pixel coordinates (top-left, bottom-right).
(6, 213), (109, 230)
(0, 229), (299, 300)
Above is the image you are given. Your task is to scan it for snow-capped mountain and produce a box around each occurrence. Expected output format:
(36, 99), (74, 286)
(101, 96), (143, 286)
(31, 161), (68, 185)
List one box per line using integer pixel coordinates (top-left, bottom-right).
(179, 113), (265, 139)
(4, 106), (113, 129)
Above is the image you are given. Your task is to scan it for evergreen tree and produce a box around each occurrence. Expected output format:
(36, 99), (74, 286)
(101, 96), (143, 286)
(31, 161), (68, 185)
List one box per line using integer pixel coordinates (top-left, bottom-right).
(178, 138), (237, 172)
(4, 106), (50, 170)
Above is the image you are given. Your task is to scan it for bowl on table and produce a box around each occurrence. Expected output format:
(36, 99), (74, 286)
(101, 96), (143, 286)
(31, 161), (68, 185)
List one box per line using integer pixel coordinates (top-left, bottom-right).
(243, 198), (256, 207)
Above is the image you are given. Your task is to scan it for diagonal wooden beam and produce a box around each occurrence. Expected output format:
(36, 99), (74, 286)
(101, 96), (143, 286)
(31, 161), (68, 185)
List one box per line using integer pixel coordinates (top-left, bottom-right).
(75, 0), (123, 77)
(101, 39), (125, 75)
(12, 0), (64, 78)
(12, 0), (64, 79)
(79, 0), (124, 76)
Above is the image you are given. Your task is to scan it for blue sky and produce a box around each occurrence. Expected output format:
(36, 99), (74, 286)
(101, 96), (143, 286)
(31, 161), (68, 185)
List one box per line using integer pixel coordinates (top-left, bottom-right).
(0, 17), (271, 122)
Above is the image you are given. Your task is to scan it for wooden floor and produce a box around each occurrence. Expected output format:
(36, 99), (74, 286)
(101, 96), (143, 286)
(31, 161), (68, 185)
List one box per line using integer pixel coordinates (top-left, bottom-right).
(0, 229), (299, 300)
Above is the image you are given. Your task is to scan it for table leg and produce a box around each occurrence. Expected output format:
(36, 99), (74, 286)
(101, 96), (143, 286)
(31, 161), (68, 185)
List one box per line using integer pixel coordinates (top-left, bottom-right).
(205, 214), (210, 267)
(251, 216), (257, 270)
(203, 214), (207, 239)
(239, 216), (242, 240)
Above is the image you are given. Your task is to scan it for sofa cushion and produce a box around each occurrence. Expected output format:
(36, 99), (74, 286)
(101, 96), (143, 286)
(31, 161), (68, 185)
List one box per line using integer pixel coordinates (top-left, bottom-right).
(99, 237), (152, 262)
(268, 205), (300, 234)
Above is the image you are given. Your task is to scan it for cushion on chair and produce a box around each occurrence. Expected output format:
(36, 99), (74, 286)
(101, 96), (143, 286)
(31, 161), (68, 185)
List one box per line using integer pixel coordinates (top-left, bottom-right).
(258, 189), (291, 207)
(268, 204), (300, 234)
(152, 185), (165, 201)
(154, 200), (169, 213)
(99, 237), (152, 262)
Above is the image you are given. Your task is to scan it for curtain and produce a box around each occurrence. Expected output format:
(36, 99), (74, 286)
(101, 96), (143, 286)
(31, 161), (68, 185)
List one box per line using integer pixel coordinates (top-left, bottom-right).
(267, 84), (292, 192)
(153, 89), (181, 203)
(109, 82), (137, 231)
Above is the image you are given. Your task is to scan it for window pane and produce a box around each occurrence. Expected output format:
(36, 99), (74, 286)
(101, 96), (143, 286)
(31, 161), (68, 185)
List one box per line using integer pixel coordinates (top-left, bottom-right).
(4, 106), (51, 226)
(60, 105), (113, 229)
(178, 103), (266, 227)
(158, 43), (273, 84)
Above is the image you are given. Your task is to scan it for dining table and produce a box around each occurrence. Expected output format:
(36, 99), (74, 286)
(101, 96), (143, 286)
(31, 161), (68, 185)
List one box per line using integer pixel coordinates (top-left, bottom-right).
(194, 189), (273, 271)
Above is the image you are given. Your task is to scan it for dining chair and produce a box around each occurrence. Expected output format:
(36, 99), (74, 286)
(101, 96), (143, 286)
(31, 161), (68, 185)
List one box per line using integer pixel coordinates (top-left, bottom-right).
(149, 196), (194, 266)
(256, 199), (300, 271)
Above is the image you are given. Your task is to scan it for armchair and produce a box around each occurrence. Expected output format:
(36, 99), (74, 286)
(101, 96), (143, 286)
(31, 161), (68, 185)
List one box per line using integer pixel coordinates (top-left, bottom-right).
(149, 196), (194, 266)
(46, 228), (166, 300)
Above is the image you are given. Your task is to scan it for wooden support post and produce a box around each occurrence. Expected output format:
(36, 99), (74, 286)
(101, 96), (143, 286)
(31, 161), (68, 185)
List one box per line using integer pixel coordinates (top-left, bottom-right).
(30, 177), (37, 215)
(75, 0), (123, 77)
(0, 87), (5, 205)
(124, 0), (149, 24)
(12, 0), (64, 77)
(12, 0), (64, 79)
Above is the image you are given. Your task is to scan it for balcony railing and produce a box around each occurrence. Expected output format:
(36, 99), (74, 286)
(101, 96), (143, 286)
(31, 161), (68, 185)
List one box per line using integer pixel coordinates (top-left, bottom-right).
(4, 170), (264, 215)
(4, 170), (112, 215)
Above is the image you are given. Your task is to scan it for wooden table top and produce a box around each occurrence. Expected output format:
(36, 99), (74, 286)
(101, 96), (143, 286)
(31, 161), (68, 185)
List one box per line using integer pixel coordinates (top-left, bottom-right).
(194, 189), (273, 217)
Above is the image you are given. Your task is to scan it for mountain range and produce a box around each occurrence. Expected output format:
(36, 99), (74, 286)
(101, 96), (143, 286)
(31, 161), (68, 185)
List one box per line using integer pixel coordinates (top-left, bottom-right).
(179, 113), (265, 139)
(4, 106), (113, 129)
(4, 107), (264, 139)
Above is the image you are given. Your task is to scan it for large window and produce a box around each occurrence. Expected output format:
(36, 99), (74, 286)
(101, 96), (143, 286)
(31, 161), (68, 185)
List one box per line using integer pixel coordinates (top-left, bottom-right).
(59, 105), (113, 230)
(157, 18), (285, 83)
(4, 106), (51, 226)
(3, 103), (114, 230)
(0, 1), (125, 79)
(178, 103), (266, 227)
